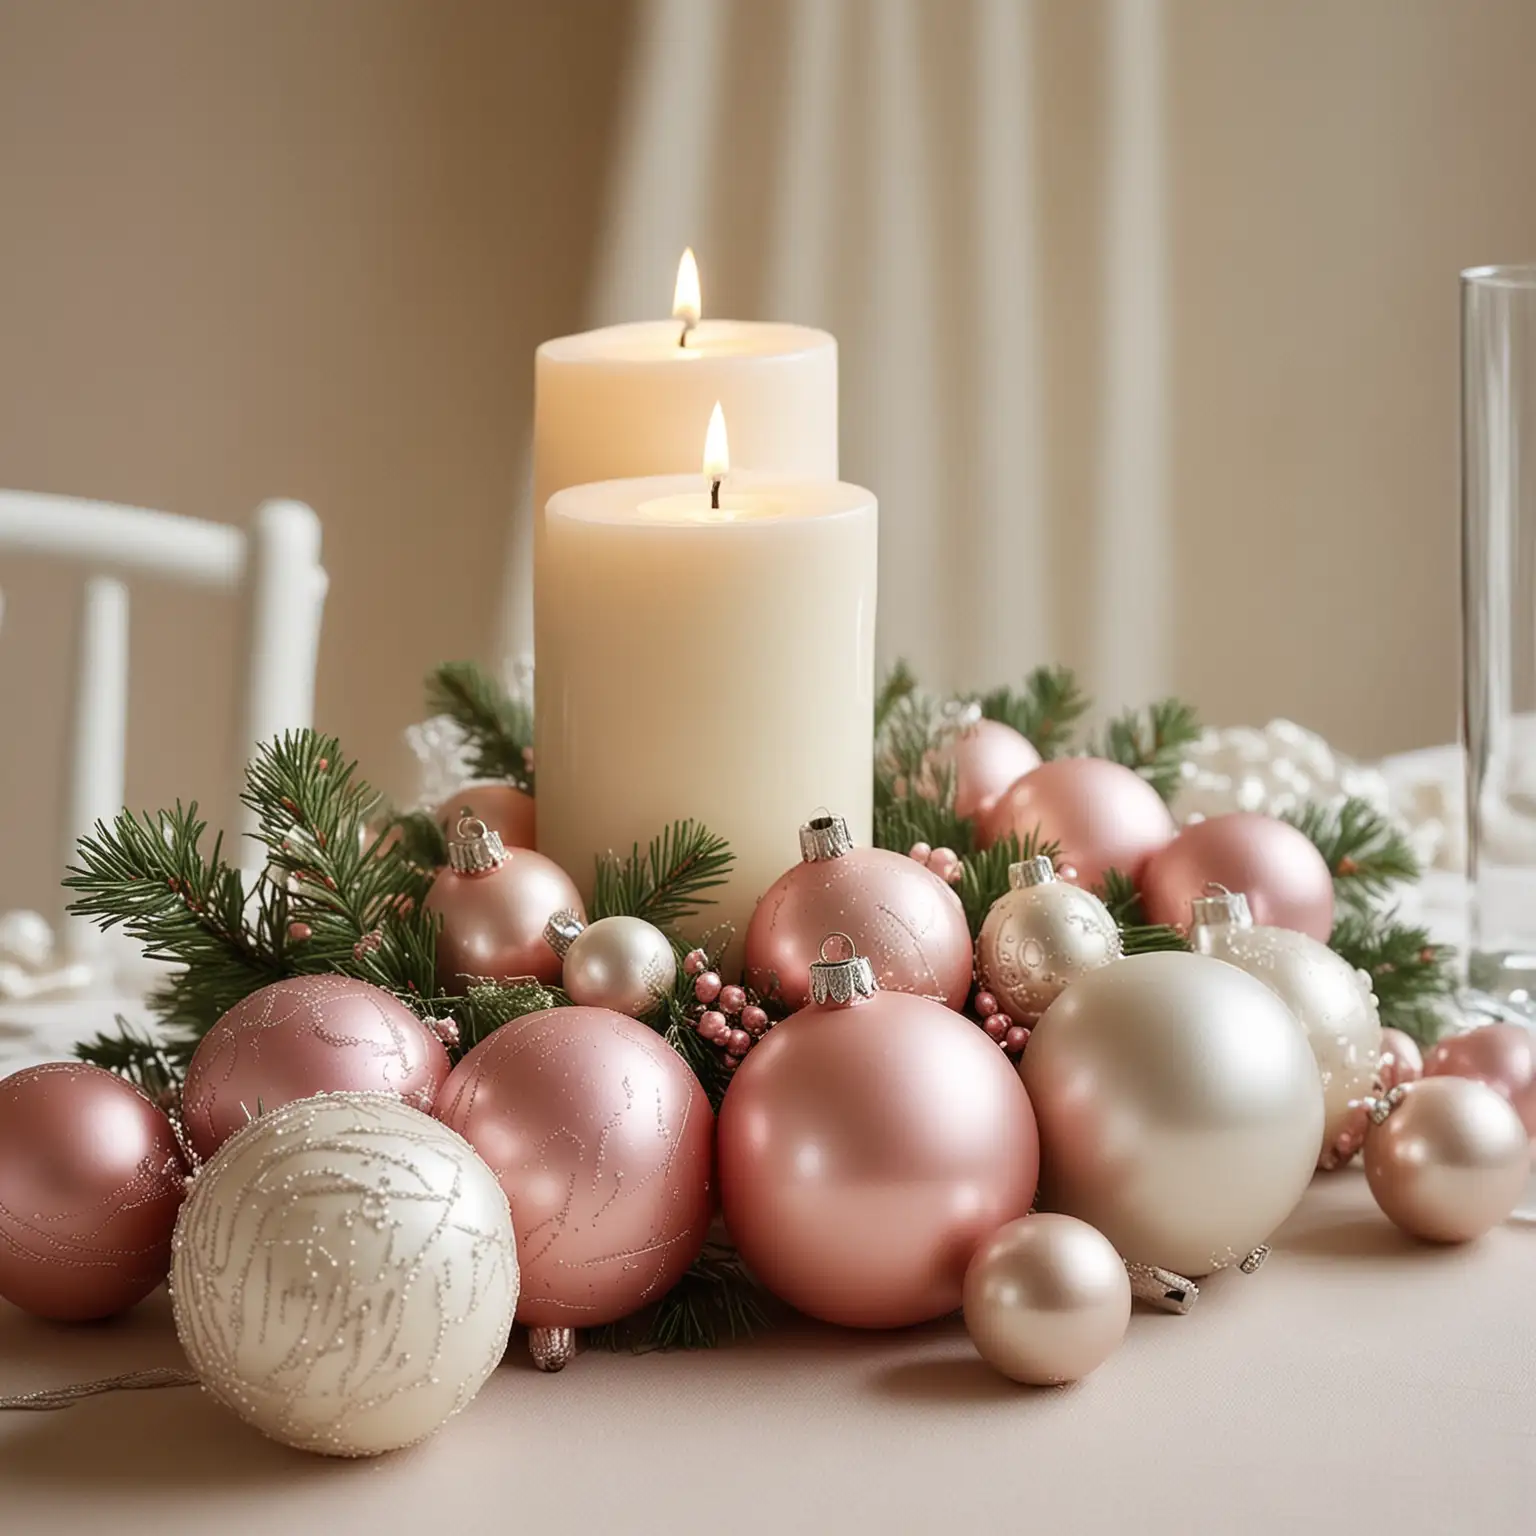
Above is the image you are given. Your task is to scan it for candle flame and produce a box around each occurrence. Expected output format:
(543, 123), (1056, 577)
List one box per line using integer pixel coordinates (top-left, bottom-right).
(673, 247), (702, 329)
(703, 402), (730, 479)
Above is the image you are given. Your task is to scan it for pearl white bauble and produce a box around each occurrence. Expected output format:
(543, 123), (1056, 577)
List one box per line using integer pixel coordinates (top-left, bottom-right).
(1192, 894), (1381, 1160)
(172, 1093), (518, 1457)
(1020, 951), (1324, 1276)
(561, 915), (678, 1018)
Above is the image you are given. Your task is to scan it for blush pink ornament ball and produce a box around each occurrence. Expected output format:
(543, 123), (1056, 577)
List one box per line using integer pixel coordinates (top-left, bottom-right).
(434, 1006), (713, 1328)
(424, 819), (584, 992)
(0, 1063), (186, 1321)
(922, 717), (1042, 823)
(718, 955), (1038, 1329)
(744, 814), (972, 1011)
(1378, 1027), (1425, 1091)
(434, 781), (536, 851)
(1140, 812), (1335, 941)
(180, 975), (453, 1162)
(1424, 1023), (1536, 1141)
(978, 758), (1176, 888)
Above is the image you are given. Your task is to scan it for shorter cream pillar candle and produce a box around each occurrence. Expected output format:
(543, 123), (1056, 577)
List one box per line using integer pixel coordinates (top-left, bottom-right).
(537, 464), (877, 963)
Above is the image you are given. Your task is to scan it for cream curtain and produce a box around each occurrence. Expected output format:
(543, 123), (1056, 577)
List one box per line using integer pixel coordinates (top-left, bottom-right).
(523, 0), (1171, 714)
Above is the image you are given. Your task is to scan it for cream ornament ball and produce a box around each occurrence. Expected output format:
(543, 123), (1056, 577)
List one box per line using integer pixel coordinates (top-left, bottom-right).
(1189, 887), (1381, 1160)
(1020, 950), (1324, 1278)
(543, 910), (677, 1019)
(172, 1093), (518, 1458)
(976, 855), (1122, 1023)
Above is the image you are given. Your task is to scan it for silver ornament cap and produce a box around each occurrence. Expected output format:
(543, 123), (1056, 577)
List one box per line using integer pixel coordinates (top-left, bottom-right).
(808, 933), (877, 1006)
(543, 908), (586, 958)
(1009, 855), (1058, 890)
(1189, 885), (1253, 931)
(447, 815), (508, 876)
(799, 814), (854, 862)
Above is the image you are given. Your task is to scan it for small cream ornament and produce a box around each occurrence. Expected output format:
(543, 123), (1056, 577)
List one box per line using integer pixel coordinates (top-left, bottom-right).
(975, 856), (1122, 1023)
(543, 910), (678, 1019)
(171, 1093), (518, 1457)
(1189, 887), (1381, 1161)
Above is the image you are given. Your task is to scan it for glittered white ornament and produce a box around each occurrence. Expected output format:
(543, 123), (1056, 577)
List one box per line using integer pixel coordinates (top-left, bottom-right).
(172, 1093), (518, 1458)
(975, 856), (1122, 1022)
(544, 911), (677, 1018)
(1190, 887), (1381, 1160)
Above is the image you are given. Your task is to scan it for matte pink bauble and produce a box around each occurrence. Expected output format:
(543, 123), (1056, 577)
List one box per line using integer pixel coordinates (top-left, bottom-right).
(743, 814), (972, 1011)
(1140, 812), (1335, 941)
(0, 1063), (186, 1320)
(435, 781), (536, 851)
(424, 818), (584, 992)
(978, 758), (1175, 888)
(434, 1006), (713, 1328)
(719, 949), (1038, 1329)
(923, 717), (1042, 823)
(180, 975), (452, 1161)
(1424, 1023), (1536, 1140)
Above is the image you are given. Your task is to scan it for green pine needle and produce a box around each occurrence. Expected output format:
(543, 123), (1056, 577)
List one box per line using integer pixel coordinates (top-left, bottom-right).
(450, 978), (569, 1053)
(1328, 909), (1455, 1045)
(976, 666), (1091, 760)
(1285, 797), (1421, 915)
(426, 661), (535, 792)
(1092, 698), (1202, 804)
(389, 808), (449, 871)
(958, 832), (1061, 936)
(73, 1018), (187, 1101)
(590, 820), (733, 930)
(874, 659), (920, 734)
(587, 1240), (772, 1353)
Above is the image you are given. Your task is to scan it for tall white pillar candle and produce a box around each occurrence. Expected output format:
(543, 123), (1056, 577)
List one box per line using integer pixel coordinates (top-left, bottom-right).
(513, 317), (838, 664)
(537, 470), (877, 962)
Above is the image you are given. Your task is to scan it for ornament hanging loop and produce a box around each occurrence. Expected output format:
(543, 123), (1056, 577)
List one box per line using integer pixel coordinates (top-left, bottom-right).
(1124, 1261), (1200, 1315)
(799, 813), (855, 862)
(1008, 854), (1058, 890)
(543, 908), (586, 959)
(529, 1325), (577, 1373)
(448, 815), (508, 875)
(1189, 884), (1253, 932)
(809, 932), (878, 1006)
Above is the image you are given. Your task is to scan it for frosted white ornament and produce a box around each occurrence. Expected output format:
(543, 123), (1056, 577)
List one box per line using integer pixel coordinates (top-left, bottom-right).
(1190, 888), (1381, 1161)
(544, 910), (678, 1018)
(975, 856), (1122, 1022)
(171, 1092), (518, 1458)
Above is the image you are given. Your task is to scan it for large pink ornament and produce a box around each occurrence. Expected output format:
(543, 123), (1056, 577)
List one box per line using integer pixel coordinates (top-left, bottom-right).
(1424, 1023), (1536, 1141)
(424, 816), (584, 992)
(434, 1006), (713, 1338)
(0, 1063), (186, 1321)
(719, 942), (1038, 1329)
(180, 975), (453, 1161)
(921, 714), (1041, 823)
(1140, 812), (1335, 941)
(979, 758), (1176, 888)
(743, 813), (972, 1011)
(435, 780), (536, 851)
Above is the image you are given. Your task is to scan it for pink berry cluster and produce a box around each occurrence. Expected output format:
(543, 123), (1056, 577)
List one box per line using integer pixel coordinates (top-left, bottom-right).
(973, 989), (1031, 1059)
(908, 841), (962, 884)
(685, 949), (771, 1071)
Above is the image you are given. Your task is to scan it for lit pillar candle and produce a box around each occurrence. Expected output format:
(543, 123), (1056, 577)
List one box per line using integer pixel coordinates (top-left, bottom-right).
(537, 409), (876, 964)
(510, 251), (838, 660)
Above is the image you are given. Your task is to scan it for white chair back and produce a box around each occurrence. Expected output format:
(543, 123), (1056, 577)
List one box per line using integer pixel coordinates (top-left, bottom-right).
(0, 493), (328, 962)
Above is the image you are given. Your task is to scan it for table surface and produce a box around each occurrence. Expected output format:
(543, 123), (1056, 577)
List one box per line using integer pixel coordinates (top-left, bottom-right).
(3, 940), (1535, 1534)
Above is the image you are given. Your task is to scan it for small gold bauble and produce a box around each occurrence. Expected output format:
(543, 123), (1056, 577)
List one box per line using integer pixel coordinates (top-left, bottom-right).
(976, 856), (1122, 1021)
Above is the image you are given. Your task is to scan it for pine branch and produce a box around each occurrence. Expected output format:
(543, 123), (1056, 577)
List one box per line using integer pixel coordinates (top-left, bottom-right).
(1285, 797), (1420, 915)
(976, 666), (1091, 760)
(1328, 910), (1455, 1045)
(590, 821), (733, 930)
(73, 1018), (187, 1102)
(957, 831), (1062, 937)
(874, 659), (919, 734)
(587, 1239), (772, 1352)
(388, 808), (449, 871)
(425, 661), (534, 792)
(64, 803), (288, 1042)
(1093, 698), (1202, 803)
(873, 789), (976, 859)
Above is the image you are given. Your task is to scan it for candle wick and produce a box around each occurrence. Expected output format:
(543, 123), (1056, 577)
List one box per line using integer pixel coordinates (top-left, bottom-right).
(710, 476), (721, 511)
(678, 320), (692, 349)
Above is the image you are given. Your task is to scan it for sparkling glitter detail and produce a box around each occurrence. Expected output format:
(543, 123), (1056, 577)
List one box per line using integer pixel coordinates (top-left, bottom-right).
(1238, 1244), (1271, 1275)
(171, 1092), (518, 1458)
(0, 1367), (198, 1411)
(977, 879), (1123, 1022)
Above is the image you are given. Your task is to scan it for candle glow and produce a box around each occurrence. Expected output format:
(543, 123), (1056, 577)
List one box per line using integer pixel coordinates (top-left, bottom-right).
(673, 248), (702, 339)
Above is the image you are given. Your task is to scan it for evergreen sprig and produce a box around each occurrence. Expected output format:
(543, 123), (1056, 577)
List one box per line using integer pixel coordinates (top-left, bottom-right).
(453, 978), (569, 1052)
(72, 1017), (185, 1101)
(1093, 868), (1190, 955)
(1328, 910), (1455, 1044)
(426, 660), (535, 792)
(1092, 698), (1202, 803)
(588, 1239), (772, 1353)
(874, 659), (919, 734)
(1285, 797), (1420, 915)
(590, 821), (733, 930)
(976, 665), (1091, 760)
(958, 832), (1061, 936)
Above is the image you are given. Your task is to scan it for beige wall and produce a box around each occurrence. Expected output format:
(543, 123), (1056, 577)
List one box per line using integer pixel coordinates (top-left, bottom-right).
(3, 0), (1536, 919)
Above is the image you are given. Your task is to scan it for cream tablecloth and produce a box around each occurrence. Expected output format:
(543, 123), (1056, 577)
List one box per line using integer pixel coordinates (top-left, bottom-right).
(2, 870), (1534, 1534)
